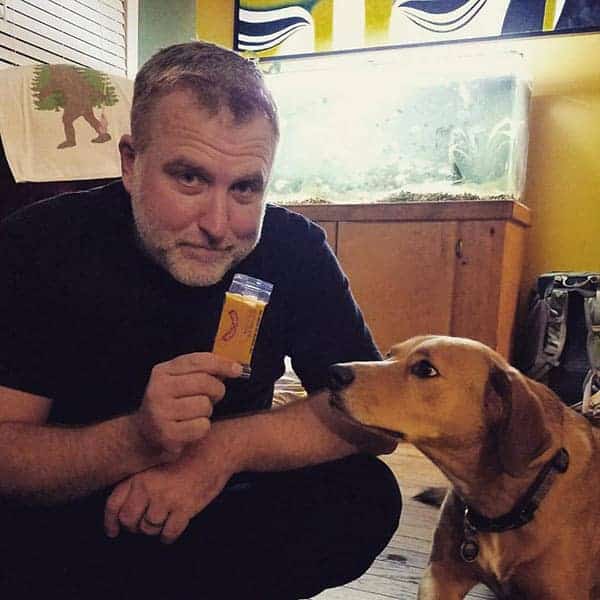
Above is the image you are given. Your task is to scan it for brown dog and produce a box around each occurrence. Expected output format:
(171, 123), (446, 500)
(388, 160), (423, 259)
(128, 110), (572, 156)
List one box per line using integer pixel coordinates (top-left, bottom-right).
(328, 335), (600, 599)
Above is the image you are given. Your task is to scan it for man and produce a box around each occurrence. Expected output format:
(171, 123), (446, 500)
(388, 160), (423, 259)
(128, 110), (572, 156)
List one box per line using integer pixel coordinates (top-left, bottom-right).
(0, 42), (400, 599)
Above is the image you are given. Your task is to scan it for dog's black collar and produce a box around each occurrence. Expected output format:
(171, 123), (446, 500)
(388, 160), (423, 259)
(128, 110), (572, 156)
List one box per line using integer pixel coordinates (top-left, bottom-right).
(459, 448), (569, 562)
(464, 448), (570, 533)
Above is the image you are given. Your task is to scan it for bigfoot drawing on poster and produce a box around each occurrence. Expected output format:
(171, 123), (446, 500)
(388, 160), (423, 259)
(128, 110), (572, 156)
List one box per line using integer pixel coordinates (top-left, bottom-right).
(31, 65), (119, 149)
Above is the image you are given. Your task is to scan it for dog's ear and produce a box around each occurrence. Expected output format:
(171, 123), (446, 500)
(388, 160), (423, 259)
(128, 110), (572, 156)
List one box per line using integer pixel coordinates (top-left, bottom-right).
(486, 365), (552, 477)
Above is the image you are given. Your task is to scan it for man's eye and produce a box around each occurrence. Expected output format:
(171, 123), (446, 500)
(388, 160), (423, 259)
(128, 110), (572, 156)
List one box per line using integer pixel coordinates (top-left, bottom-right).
(410, 360), (439, 378)
(177, 172), (201, 186)
(233, 180), (262, 198)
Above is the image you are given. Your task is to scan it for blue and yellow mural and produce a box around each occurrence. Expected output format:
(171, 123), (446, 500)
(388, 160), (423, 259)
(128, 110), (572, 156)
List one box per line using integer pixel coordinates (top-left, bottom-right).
(235, 0), (600, 56)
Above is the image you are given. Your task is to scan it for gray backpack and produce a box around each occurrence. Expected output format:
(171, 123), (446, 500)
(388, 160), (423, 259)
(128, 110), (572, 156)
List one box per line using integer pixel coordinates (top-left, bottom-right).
(517, 272), (600, 421)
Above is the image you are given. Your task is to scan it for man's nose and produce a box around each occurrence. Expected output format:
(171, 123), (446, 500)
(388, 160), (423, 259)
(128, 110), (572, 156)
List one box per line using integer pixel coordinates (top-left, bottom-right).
(328, 364), (355, 391)
(197, 189), (229, 241)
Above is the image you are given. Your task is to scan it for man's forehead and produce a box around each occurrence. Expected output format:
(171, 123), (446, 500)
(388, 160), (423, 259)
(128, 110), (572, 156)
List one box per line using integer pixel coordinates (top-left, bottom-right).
(155, 89), (276, 137)
(144, 106), (273, 165)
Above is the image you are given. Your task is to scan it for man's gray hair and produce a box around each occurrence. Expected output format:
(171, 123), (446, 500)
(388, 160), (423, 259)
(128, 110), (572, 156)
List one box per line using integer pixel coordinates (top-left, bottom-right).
(131, 41), (279, 150)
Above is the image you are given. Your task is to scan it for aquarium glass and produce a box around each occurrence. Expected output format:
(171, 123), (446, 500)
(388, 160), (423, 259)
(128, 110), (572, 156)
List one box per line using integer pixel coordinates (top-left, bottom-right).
(263, 49), (531, 205)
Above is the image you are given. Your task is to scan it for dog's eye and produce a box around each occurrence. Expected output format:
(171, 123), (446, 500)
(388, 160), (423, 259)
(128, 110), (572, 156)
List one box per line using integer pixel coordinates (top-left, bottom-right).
(410, 360), (439, 378)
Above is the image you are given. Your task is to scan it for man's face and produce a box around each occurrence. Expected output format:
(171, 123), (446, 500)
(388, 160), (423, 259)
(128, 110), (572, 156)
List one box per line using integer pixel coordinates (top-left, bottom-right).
(120, 89), (276, 287)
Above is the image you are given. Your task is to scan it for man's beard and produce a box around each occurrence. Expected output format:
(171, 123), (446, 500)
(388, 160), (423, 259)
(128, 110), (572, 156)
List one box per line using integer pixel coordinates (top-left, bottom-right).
(130, 192), (262, 287)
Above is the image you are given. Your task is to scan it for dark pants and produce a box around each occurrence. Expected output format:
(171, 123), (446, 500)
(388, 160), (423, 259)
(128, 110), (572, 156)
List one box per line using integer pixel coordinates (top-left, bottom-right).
(1, 454), (401, 599)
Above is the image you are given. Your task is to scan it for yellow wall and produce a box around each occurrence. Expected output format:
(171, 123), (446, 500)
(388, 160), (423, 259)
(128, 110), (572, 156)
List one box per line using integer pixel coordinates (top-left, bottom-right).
(513, 34), (600, 289)
(197, 2), (600, 297)
(197, 0), (235, 48)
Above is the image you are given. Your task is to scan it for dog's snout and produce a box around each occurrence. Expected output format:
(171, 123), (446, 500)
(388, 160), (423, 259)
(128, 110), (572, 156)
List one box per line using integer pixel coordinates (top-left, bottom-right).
(328, 364), (355, 391)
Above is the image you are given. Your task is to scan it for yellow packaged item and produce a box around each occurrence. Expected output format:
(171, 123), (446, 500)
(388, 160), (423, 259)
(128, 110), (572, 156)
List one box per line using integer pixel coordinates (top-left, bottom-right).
(213, 273), (274, 378)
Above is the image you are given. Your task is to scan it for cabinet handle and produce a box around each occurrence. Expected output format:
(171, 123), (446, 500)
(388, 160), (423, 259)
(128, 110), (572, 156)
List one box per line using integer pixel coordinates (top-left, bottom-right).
(455, 238), (464, 259)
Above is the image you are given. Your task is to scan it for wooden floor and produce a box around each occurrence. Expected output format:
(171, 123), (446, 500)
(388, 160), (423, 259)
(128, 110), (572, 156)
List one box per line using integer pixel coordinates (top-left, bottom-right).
(312, 443), (495, 600)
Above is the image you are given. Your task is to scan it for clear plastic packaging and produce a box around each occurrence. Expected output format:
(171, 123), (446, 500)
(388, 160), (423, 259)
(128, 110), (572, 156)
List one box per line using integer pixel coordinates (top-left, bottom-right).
(212, 273), (274, 379)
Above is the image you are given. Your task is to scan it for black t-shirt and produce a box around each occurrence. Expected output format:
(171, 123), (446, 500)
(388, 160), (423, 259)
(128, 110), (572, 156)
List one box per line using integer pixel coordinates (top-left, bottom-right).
(0, 181), (380, 425)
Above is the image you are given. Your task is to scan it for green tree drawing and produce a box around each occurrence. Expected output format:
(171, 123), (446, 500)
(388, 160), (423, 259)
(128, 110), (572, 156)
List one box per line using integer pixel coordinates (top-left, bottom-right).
(30, 65), (119, 149)
(31, 65), (119, 111)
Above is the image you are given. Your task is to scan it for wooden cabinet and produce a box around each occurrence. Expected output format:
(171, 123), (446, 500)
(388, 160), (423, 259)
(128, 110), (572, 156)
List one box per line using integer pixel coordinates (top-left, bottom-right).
(288, 201), (530, 359)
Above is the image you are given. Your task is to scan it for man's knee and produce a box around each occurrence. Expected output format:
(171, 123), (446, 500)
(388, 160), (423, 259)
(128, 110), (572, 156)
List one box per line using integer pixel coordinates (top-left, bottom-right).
(280, 454), (402, 597)
(292, 453), (401, 570)
(331, 453), (402, 552)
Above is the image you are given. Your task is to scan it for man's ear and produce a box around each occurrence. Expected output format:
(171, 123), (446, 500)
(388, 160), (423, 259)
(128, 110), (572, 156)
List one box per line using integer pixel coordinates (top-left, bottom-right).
(486, 365), (552, 477)
(119, 134), (136, 193)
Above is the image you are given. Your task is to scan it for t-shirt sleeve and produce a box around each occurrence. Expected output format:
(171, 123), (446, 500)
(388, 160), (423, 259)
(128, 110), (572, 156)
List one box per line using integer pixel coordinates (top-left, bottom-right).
(0, 214), (55, 397)
(285, 223), (381, 393)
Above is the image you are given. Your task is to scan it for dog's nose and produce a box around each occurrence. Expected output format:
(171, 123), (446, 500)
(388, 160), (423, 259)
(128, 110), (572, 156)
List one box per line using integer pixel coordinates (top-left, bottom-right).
(328, 364), (355, 391)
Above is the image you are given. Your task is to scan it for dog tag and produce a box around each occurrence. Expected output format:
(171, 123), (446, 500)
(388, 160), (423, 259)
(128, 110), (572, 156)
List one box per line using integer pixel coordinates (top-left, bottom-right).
(460, 539), (479, 562)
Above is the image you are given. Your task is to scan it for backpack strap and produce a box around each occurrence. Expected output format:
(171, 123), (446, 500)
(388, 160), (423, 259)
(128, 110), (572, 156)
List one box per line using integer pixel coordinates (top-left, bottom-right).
(527, 282), (569, 380)
(582, 288), (600, 421)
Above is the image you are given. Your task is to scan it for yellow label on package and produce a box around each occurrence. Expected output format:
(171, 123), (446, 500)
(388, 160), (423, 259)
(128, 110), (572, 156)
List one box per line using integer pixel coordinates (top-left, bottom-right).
(213, 274), (273, 378)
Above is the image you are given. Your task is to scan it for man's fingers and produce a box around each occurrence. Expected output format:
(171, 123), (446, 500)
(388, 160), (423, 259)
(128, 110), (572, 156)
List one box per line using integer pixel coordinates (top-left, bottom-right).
(168, 417), (211, 444)
(161, 512), (190, 545)
(139, 507), (170, 536)
(170, 374), (226, 403)
(163, 352), (242, 379)
(156, 395), (213, 421)
(137, 354), (237, 457)
(139, 521), (163, 536)
(180, 395), (216, 419)
(117, 480), (149, 533)
(104, 480), (131, 538)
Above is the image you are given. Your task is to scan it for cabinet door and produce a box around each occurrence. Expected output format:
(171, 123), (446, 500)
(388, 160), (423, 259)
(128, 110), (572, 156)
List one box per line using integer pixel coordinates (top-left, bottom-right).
(452, 220), (526, 358)
(316, 221), (337, 253)
(337, 221), (458, 353)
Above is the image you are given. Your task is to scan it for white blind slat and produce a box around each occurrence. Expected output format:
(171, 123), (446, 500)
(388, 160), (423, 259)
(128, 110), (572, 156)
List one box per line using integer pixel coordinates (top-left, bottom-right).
(45, 0), (125, 42)
(64, 0), (124, 23)
(54, 0), (125, 34)
(71, 0), (125, 22)
(97, 0), (124, 15)
(0, 20), (126, 73)
(10, 1), (125, 59)
(1, 0), (133, 78)
(0, 45), (38, 65)
(5, 11), (125, 69)
(0, 29), (77, 65)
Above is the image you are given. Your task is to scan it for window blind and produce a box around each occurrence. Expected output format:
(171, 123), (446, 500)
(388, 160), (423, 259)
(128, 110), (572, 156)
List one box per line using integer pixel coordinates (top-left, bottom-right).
(0, 0), (137, 77)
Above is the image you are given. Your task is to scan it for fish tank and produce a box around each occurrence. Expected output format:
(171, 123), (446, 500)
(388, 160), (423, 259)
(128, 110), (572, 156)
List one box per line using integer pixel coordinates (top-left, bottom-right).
(261, 48), (532, 205)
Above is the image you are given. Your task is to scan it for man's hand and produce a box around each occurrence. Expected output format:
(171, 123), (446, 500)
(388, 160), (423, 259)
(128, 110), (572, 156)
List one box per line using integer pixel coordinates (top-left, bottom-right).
(132, 352), (242, 458)
(104, 439), (234, 544)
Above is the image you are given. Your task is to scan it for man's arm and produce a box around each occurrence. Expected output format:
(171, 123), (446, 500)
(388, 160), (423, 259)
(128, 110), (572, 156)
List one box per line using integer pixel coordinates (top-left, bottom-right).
(0, 393), (163, 505)
(104, 391), (396, 543)
(0, 353), (243, 506)
(215, 391), (396, 473)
